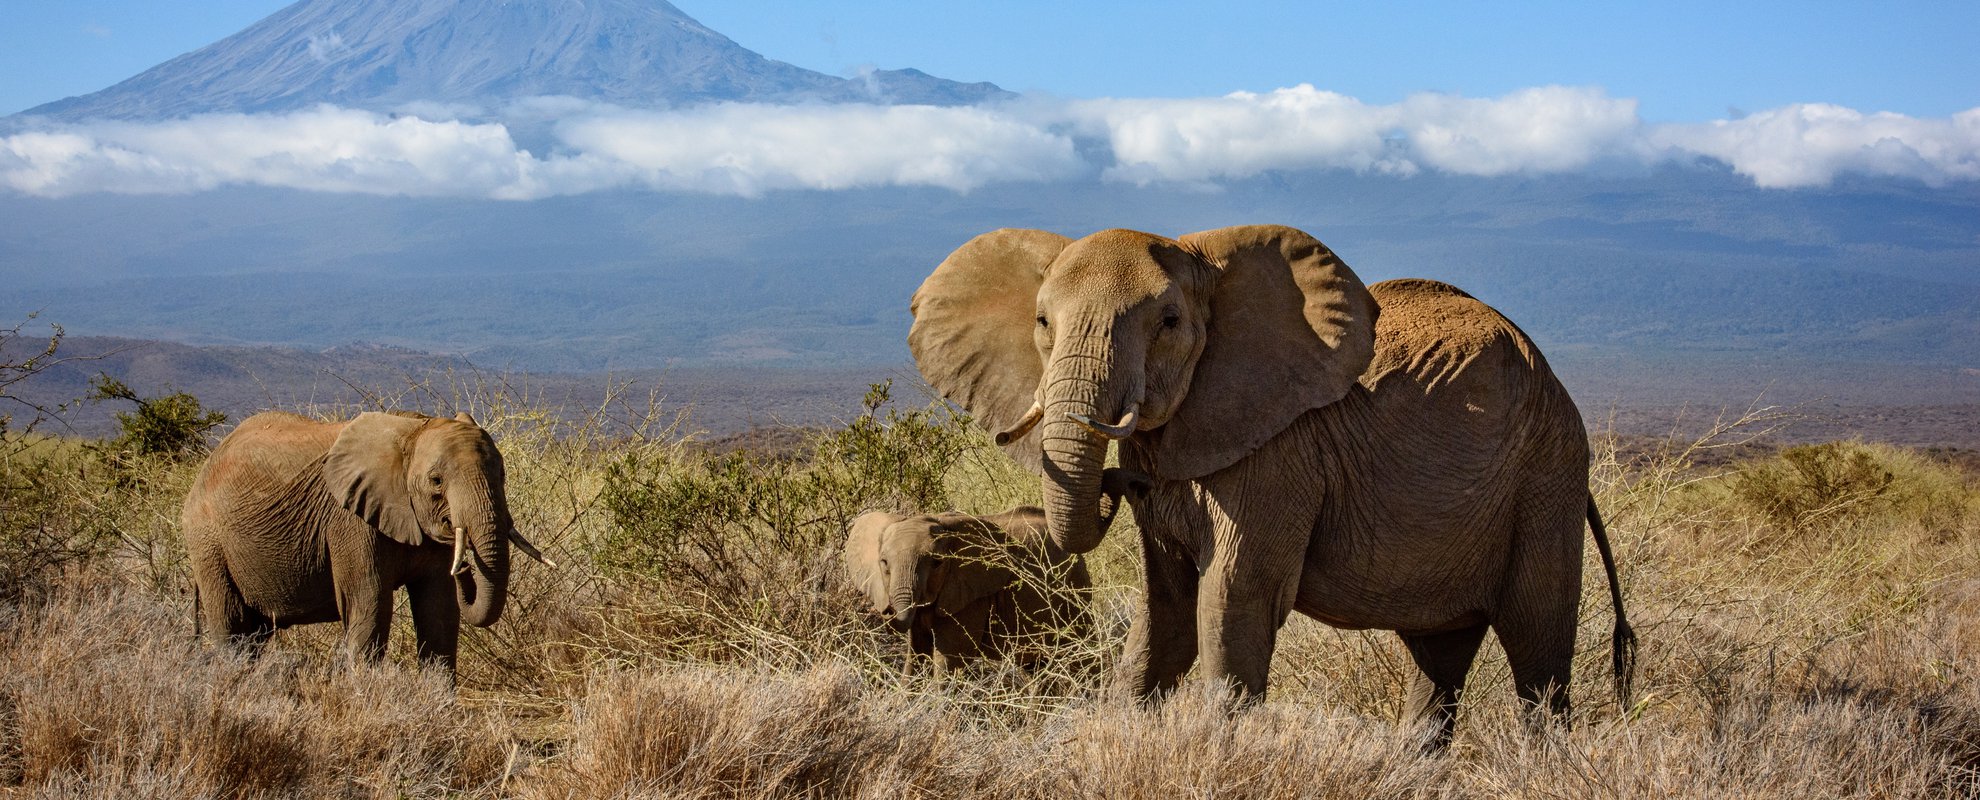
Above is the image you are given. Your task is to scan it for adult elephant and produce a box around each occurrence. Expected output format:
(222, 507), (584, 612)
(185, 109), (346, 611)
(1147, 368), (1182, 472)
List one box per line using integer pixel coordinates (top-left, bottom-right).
(909, 225), (1633, 743)
(181, 410), (554, 673)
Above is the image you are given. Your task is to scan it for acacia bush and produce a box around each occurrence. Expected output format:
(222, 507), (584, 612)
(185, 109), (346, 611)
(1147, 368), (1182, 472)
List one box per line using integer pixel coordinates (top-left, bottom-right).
(86, 374), (229, 462)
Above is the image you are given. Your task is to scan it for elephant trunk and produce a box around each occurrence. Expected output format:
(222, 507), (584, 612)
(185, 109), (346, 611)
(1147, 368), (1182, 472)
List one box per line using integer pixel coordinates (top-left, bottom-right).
(449, 484), (511, 628)
(889, 560), (919, 626)
(1039, 342), (1124, 555)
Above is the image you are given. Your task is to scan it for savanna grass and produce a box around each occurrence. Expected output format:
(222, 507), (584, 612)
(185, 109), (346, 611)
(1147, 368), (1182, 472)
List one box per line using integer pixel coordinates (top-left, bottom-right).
(0, 379), (1974, 797)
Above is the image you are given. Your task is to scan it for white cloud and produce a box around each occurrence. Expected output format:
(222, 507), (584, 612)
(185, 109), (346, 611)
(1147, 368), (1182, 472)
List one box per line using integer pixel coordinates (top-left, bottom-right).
(2, 91), (1977, 199)
(1398, 87), (1641, 176)
(1648, 104), (1980, 188)
(554, 103), (1085, 195)
(0, 107), (536, 197)
(1068, 86), (1402, 184)
(1066, 84), (1643, 184)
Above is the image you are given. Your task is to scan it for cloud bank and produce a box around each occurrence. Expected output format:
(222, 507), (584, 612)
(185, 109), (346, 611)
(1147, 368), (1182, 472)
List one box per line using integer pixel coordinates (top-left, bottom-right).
(3, 87), (1977, 198)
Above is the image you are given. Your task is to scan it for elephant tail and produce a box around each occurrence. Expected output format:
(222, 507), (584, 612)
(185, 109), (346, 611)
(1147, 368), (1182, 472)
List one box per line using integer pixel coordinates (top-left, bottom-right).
(1588, 495), (1637, 710)
(191, 582), (202, 641)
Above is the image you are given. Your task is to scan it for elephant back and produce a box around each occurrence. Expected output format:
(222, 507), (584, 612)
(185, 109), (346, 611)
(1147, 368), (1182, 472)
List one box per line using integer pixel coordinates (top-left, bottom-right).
(1361, 278), (1587, 465)
(1362, 279), (1551, 398)
(191, 412), (344, 510)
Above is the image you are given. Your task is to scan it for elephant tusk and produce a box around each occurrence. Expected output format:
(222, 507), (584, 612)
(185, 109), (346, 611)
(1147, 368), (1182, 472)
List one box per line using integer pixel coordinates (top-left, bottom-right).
(450, 527), (470, 577)
(508, 530), (560, 570)
(994, 402), (1045, 446)
(1068, 403), (1140, 440)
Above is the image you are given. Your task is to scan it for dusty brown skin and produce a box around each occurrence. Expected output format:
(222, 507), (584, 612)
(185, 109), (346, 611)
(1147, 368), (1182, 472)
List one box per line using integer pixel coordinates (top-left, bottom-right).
(181, 410), (528, 673)
(909, 225), (1633, 744)
(843, 475), (1141, 674)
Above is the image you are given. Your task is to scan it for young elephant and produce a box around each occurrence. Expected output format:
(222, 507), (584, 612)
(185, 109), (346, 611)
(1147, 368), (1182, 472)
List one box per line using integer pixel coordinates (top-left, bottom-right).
(844, 472), (1145, 673)
(181, 410), (555, 673)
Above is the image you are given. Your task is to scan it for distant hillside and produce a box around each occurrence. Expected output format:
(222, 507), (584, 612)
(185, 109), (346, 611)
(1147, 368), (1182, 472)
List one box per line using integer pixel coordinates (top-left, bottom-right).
(8, 333), (1977, 449)
(17, 0), (1007, 122)
(1, 335), (895, 439)
(4, 169), (1976, 377)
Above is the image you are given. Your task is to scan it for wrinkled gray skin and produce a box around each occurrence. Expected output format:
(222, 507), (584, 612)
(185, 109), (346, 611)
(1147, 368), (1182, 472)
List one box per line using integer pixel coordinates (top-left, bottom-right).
(181, 410), (518, 673)
(844, 473), (1141, 674)
(909, 225), (1634, 745)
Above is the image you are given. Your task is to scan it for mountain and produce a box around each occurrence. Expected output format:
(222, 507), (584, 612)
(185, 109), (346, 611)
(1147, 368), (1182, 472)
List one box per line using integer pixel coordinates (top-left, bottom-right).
(17, 0), (1009, 122)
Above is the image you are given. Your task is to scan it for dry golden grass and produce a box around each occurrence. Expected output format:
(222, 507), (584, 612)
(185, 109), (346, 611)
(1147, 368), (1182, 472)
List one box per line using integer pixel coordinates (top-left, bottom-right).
(0, 384), (1975, 797)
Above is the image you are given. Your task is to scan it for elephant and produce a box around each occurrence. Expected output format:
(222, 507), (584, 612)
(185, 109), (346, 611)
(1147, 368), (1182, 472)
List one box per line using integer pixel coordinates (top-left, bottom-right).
(908, 224), (1634, 744)
(843, 471), (1144, 674)
(180, 410), (554, 673)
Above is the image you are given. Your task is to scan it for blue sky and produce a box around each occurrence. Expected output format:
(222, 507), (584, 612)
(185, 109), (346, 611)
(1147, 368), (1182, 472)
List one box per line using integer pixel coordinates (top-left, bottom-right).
(4, 0), (1976, 121)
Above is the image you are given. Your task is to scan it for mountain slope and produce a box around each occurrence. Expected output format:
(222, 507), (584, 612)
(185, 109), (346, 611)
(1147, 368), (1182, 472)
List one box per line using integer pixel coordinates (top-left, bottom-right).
(19, 0), (1008, 122)
(3, 171), (1976, 375)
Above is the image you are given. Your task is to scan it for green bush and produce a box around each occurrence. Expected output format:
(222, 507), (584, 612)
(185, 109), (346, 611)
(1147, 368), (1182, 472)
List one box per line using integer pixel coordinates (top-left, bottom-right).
(87, 374), (227, 460)
(596, 381), (978, 638)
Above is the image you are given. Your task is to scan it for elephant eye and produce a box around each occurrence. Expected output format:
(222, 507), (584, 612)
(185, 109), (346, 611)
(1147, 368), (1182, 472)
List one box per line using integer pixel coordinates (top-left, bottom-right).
(1162, 310), (1181, 329)
(1035, 315), (1048, 329)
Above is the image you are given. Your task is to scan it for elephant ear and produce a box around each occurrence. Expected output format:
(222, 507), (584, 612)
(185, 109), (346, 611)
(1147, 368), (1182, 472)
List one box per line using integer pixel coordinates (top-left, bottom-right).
(929, 514), (1016, 613)
(1142, 225), (1379, 479)
(909, 229), (1072, 474)
(843, 511), (899, 614)
(323, 411), (428, 547)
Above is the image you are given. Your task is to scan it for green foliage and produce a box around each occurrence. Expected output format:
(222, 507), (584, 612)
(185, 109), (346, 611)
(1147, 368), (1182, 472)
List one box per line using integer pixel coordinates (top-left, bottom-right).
(1728, 441), (1900, 529)
(0, 443), (112, 602)
(597, 381), (977, 598)
(0, 434), (195, 602)
(87, 374), (227, 459)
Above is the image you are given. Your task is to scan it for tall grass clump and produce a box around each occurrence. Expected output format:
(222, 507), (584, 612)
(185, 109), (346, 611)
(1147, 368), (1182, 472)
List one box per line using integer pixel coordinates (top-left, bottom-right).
(0, 587), (512, 798)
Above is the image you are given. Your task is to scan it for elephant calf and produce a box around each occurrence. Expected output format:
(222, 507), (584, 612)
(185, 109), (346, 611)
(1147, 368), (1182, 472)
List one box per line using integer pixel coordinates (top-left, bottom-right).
(844, 471), (1146, 674)
(181, 410), (554, 673)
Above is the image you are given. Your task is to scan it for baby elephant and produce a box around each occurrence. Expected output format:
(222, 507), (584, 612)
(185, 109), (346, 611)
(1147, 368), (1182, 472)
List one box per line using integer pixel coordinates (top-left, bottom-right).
(844, 470), (1147, 673)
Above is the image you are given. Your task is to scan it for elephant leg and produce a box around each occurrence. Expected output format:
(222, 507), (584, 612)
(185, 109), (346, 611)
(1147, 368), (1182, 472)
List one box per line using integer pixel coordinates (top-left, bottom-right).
(1498, 620), (1575, 729)
(1400, 624), (1490, 750)
(407, 573), (460, 674)
(335, 585), (395, 665)
(203, 571), (274, 655)
(1497, 492), (1588, 728)
(1121, 528), (1199, 703)
(1195, 502), (1310, 705)
(1195, 550), (1300, 705)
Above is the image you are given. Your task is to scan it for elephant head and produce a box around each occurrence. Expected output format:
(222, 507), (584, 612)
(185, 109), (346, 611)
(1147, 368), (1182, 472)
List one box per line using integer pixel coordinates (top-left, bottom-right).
(323, 411), (523, 627)
(909, 226), (1377, 554)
